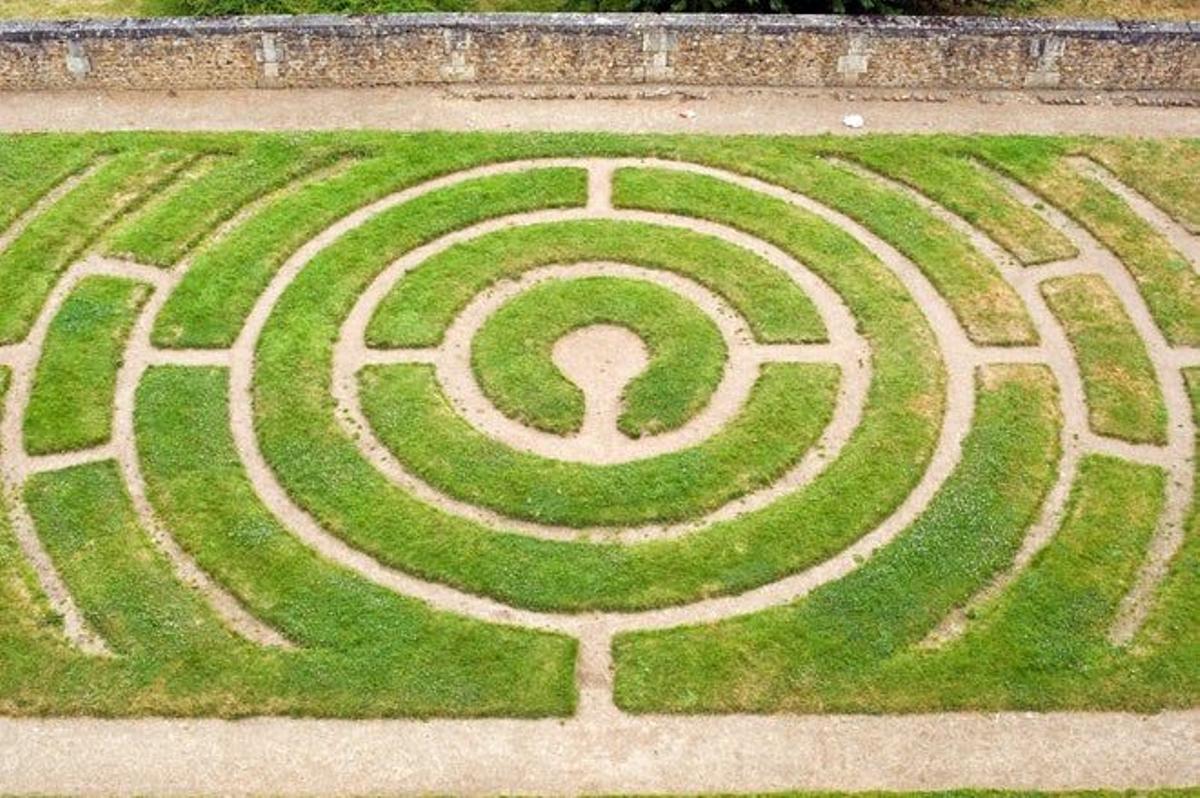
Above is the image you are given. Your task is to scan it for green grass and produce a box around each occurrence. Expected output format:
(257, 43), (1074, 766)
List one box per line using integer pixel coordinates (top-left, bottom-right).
(972, 137), (1200, 347)
(1042, 274), (1167, 445)
(1129, 368), (1200, 675)
(1085, 139), (1200, 234)
(824, 139), (1077, 265)
(614, 161), (1035, 347)
(0, 131), (1195, 718)
(613, 365), (1063, 712)
(104, 140), (354, 267)
(150, 136), (605, 349)
(366, 219), (827, 348)
(27, 462), (255, 660)
(150, 150), (400, 348)
(875, 454), (1166, 709)
(0, 148), (190, 344)
(0, 136), (100, 233)
(131, 366), (576, 717)
(615, 359), (1199, 713)
(470, 275), (728, 438)
(101, 154), (226, 261)
(255, 157), (941, 611)
(18, 454), (576, 716)
(23, 275), (150, 455)
(0, 367), (93, 716)
(361, 362), (837, 527)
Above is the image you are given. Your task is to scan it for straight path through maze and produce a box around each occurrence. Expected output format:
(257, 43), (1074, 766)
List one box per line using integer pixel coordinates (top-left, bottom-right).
(0, 134), (1195, 792)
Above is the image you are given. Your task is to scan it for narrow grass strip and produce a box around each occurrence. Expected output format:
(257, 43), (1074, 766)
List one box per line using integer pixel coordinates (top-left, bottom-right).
(101, 154), (227, 262)
(831, 142), (1077, 265)
(104, 141), (353, 267)
(0, 366), (91, 715)
(618, 152), (1035, 345)
(471, 275), (727, 437)
(1085, 138), (1200, 234)
(1042, 275), (1167, 444)
(152, 155), (402, 348)
(612, 365), (1060, 713)
(136, 366), (578, 717)
(975, 140), (1200, 347)
(0, 148), (190, 344)
(0, 366), (59, 641)
(0, 136), (99, 233)
(1113, 368), (1200, 706)
(23, 276), (151, 455)
(0, 505), (79, 716)
(891, 455), (1166, 710)
(360, 362), (838, 527)
(153, 139), (592, 349)
(24, 461), (249, 659)
(257, 166), (940, 611)
(366, 219), (827, 348)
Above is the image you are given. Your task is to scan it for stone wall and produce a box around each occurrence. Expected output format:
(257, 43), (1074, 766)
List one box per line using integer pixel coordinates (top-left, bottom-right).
(0, 13), (1196, 93)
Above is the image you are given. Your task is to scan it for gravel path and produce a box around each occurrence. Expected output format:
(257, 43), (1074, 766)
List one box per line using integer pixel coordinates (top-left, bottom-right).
(1, 87), (1197, 136)
(0, 134), (1195, 793)
(1, 711), (1196, 794)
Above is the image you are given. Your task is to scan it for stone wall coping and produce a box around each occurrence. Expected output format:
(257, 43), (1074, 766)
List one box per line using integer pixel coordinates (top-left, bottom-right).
(0, 12), (1195, 43)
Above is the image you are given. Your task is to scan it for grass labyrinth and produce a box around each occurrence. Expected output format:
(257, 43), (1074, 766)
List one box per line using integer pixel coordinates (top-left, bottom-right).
(0, 132), (1196, 717)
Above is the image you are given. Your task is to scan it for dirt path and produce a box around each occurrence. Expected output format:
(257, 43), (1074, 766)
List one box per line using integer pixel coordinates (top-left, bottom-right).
(0, 142), (1196, 794)
(225, 156), (981, 644)
(1, 87), (1197, 136)
(1, 711), (1196, 794)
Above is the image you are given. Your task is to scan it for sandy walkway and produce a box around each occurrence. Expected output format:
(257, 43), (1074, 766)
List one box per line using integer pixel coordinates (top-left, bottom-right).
(0, 87), (1197, 136)
(0, 123), (1196, 794)
(1, 711), (1196, 794)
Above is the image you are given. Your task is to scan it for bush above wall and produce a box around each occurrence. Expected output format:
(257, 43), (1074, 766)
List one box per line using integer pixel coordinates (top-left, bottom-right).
(158, 0), (469, 13)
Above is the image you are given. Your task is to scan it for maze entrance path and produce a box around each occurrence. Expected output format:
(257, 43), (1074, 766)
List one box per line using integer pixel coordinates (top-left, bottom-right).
(0, 133), (1196, 794)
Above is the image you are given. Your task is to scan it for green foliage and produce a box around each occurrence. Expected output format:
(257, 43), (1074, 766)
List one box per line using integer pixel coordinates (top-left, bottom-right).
(155, 0), (470, 14)
(629, 0), (890, 13)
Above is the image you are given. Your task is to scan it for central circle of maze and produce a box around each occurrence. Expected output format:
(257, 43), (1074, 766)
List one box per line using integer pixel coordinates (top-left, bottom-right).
(260, 158), (949, 610)
(334, 204), (868, 537)
(2, 143), (1196, 719)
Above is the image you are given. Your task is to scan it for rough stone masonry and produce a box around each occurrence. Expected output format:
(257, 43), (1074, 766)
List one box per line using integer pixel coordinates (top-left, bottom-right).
(0, 13), (1196, 95)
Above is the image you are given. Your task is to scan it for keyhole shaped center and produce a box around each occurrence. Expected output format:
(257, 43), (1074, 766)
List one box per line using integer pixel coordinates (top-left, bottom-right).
(551, 324), (649, 443)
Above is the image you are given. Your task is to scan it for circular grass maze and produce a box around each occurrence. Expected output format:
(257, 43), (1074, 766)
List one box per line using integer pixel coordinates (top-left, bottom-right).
(0, 134), (1196, 722)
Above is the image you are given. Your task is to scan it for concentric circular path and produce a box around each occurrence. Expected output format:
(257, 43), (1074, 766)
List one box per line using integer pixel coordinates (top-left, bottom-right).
(0, 136), (1196, 794)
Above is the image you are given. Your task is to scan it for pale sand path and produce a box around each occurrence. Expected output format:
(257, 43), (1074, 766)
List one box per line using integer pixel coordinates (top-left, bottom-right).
(1, 87), (1198, 137)
(0, 711), (1196, 795)
(0, 141), (1196, 793)
(826, 155), (1194, 647)
(226, 157), (978, 651)
(333, 165), (872, 541)
(343, 259), (869, 543)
